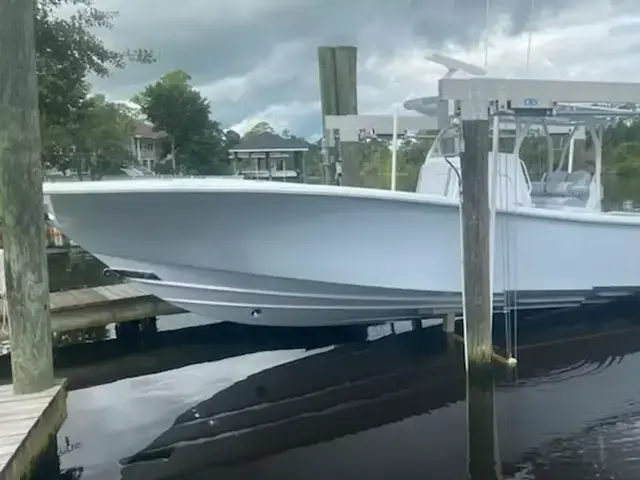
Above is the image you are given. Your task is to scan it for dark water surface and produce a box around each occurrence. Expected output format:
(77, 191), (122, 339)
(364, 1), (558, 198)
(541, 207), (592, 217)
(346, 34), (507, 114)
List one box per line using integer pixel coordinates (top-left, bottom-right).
(4, 253), (640, 479)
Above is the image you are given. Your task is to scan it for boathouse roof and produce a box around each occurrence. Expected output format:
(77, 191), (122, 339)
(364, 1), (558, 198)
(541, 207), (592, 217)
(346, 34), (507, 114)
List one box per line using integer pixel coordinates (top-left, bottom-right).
(229, 132), (310, 154)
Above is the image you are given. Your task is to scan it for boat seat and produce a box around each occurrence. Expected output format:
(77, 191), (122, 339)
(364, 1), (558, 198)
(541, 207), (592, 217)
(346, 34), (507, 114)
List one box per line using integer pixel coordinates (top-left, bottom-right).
(565, 170), (592, 200)
(530, 181), (545, 196)
(530, 171), (564, 197)
(544, 171), (571, 196)
(545, 171), (568, 183)
(531, 170), (593, 209)
(532, 170), (592, 198)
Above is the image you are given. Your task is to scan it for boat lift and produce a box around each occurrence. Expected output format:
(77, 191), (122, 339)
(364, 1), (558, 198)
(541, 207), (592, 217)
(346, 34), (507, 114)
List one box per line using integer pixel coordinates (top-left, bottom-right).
(324, 54), (640, 368)
(438, 75), (640, 207)
(437, 72), (640, 369)
(324, 53), (640, 191)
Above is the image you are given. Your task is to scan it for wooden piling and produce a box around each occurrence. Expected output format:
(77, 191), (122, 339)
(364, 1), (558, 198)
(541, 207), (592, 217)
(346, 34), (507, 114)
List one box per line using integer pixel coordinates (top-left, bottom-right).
(442, 312), (456, 333)
(333, 46), (361, 187)
(0, 0), (55, 393)
(317, 46), (339, 185)
(317, 45), (362, 187)
(466, 369), (502, 479)
(460, 119), (493, 367)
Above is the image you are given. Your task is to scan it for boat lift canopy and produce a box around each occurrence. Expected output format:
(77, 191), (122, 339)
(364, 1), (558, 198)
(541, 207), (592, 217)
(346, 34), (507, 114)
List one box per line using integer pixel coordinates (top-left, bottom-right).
(322, 53), (640, 192)
(439, 76), (640, 125)
(324, 50), (640, 140)
(323, 114), (584, 142)
(324, 80), (640, 144)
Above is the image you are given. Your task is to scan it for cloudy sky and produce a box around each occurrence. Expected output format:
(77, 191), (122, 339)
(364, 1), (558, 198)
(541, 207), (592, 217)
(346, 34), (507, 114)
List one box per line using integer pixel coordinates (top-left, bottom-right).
(84, 0), (640, 138)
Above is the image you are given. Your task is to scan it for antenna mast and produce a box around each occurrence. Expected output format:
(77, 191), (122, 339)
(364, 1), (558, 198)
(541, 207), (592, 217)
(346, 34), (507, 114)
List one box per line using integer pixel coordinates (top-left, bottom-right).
(484, 0), (490, 69)
(525, 0), (535, 71)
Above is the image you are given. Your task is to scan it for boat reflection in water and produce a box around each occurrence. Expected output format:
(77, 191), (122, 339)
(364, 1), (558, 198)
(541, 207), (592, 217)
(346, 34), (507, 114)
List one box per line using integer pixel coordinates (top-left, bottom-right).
(120, 327), (466, 479)
(119, 316), (640, 480)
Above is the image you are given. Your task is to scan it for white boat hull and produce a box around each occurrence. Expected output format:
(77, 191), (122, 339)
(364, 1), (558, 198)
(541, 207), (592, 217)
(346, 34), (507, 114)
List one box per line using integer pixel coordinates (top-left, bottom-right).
(44, 179), (640, 327)
(96, 255), (608, 326)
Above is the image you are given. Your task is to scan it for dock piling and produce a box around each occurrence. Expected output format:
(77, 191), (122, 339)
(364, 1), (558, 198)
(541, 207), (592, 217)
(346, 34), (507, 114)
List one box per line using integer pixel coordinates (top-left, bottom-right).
(0, 0), (54, 394)
(460, 118), (493, 368)
(317, 45), (362, 187)
(0, 2), (69, 477)
(443, 312), (456, 333)
(466, 369), (502, 479)
(318, 46), (339, 185)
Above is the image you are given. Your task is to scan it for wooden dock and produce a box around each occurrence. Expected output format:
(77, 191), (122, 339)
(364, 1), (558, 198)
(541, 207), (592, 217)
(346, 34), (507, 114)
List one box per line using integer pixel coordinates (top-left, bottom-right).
(0, 283), (186, 342)
(0, 380), (68, 480)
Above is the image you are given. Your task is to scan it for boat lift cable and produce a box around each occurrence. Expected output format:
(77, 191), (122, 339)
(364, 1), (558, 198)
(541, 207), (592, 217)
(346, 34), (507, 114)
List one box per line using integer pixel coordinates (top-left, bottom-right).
(438, 125), (468, 371)
(456, 162), (469, 373)
(503, 113), (526, 364)
(502, 139), (513, 360)
(525, 0), (535, 72)
(443, 147), (468, 372)
(511, 125), (522, 364)
(0, 249), (7, 337)
(0, 297), (6, 336)
(497, 118), (509, 359)
(505, 117), (532, 365)
(484, 0), (491, 70)
(489, 114), (500, 354)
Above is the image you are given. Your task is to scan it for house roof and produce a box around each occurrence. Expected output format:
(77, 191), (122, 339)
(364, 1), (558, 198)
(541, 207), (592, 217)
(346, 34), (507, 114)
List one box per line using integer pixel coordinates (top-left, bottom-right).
(229, 132), (309, 153)
(134, 122), (166, 139)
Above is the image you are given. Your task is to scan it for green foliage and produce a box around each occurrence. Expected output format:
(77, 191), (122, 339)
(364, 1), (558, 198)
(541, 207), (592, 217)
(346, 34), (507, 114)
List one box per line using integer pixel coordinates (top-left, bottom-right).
(133, 69), (228, 174)
(358, 136), (433, 191)
(132, 70), (211, 149)
(518, 134), (550, 178)
(609, 141), (640, 176)
(245, 121), (276, 137)
(37, 0), (155, 173)
(74, 95), (137, 179)
(177, 122), (229, 175)
(225, 129), (241, 149)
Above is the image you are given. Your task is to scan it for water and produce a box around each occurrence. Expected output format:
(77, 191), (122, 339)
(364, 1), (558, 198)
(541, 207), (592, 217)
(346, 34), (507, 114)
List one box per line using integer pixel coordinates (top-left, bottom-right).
(4, 253), (640, 479)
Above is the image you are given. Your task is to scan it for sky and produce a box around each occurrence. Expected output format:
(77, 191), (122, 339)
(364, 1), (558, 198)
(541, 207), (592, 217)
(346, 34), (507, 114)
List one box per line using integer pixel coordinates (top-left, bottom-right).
(81, 0), (640, 138)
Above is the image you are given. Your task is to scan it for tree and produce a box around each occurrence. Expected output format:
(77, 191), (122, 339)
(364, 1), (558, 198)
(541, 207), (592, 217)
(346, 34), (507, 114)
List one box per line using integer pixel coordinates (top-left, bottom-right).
(224, 129), (241, 149)
(245, 121), (276, 137)
(41, 94), (136, 178)
(133, 70), (226, 173)
(175, 120), (230, 175)
(73, 95), (137, 179)
(302, 140), (325, 183)
(359, 136), (392, 189)
(37, 0), (154, 172)
(397, 137), (433, 191)
(609, 141), (640, 177)
(355, 134), (431, 191)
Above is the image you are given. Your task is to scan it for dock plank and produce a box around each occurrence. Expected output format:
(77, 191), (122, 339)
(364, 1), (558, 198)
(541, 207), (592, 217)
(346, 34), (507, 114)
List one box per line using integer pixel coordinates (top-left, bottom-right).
(0, 381), (67, 480)
(50, 283), (141, 311)
(96, 285), (127, 301)
(95, 284), (145, 301)
(75, 288), (105, 304)
(0, 283), (186, 343)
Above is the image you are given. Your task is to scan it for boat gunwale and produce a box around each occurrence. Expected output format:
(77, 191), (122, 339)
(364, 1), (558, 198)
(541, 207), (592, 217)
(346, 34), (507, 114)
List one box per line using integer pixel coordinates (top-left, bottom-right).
(43, 179), (640, 227)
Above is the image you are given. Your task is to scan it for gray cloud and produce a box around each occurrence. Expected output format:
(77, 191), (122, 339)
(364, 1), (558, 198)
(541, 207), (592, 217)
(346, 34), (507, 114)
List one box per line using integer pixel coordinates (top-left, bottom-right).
(87, 0), (624, 136)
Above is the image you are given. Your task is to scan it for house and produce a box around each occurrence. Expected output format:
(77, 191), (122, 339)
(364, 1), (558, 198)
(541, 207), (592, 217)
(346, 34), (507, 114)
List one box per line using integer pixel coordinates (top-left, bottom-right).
(229, 132), (310, 182)
(131, 122), (166, 171)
